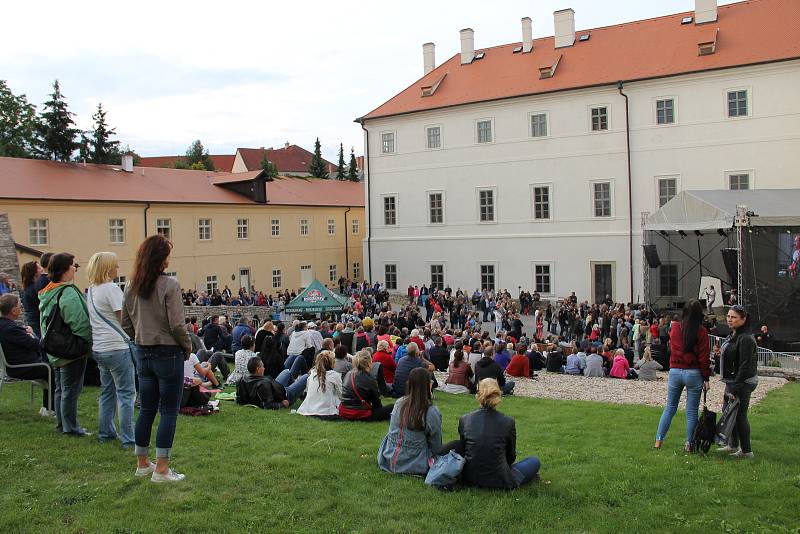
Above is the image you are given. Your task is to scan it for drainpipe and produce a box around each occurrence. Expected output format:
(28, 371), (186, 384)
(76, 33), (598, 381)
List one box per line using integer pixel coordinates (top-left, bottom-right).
(143, 201), (151, 237)
(344, 207), (351, 279)
(358, 120), (372, 282)
(618, 81), (634, 303)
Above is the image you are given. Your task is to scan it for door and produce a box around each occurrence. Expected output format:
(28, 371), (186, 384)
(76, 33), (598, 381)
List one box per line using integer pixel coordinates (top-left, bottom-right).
(592, 262), (614, 304)
(300, 265), (312, 288)
(239, 268), (250, 291)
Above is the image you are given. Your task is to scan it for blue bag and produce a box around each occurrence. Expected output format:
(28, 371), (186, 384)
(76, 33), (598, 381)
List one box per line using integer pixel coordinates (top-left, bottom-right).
(424, 450), (465, 488)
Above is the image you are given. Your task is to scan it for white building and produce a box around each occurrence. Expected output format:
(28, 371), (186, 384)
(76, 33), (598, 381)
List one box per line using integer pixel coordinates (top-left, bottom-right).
(358, 0), (800, 304)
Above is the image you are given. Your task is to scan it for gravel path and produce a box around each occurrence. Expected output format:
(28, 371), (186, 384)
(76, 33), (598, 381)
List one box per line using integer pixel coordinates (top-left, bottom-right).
(434, 371), (787, 412)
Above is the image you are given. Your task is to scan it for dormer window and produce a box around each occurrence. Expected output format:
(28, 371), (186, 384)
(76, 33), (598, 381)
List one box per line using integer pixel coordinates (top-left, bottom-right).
(698, 28), (719, 56)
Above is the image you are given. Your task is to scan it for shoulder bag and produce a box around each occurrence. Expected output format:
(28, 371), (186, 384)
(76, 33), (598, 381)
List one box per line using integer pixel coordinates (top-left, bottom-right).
(88, 286), (136, 361)
(338, 372), (373, 420)
(692, 389), (717, 453)
(42, 286), (90, 360)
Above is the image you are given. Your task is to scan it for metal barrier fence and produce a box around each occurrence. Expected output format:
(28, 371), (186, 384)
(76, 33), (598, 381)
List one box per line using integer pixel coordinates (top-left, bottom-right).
(710, 334), (800, 370)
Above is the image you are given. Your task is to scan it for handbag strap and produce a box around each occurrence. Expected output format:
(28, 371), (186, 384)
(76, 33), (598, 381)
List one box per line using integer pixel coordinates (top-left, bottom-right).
(350, 371), (371, 409)
(88, 286), (130, 343)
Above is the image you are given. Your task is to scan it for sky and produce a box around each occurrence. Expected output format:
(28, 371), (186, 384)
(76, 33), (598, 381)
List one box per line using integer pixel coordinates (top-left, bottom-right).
(2, 0), (737, 161)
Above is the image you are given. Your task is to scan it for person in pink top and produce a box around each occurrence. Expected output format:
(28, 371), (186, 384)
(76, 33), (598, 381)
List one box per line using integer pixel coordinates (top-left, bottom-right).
(609, 349), (632, 379)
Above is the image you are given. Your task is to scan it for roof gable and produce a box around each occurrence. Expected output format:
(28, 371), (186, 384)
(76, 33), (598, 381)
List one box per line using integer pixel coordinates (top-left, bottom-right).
(237, 145), (337, 173)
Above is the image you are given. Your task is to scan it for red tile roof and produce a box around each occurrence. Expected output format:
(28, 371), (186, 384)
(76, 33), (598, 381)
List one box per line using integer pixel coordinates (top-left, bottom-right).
(361, 0), (800, 120)
(238, 145), (336, 173)
(138, 154), (235, 173)
(0, 157), (364, 207)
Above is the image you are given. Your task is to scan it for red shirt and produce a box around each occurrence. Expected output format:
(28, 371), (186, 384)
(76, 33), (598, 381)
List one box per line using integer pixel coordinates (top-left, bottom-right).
(372, 350), (397, 383)
(669, 323), (711, 379)
(506, 354), (530, 378)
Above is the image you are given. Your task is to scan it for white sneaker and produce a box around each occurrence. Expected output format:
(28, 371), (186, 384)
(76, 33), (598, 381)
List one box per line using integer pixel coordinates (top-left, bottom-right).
(135, 462), (157, 477)
(716, 445), (739, 454)
(39, 407), (56, 418)
(730, 451), (754, 459)
(151, 469), (186, 483)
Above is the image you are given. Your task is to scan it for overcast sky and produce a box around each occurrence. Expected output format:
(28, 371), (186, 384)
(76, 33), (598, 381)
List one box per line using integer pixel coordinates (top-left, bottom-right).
(2, 0), (735, 161)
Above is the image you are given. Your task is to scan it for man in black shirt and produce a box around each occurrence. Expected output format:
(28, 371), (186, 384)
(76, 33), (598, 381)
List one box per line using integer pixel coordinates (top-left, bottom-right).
(474, 346), (515, 395)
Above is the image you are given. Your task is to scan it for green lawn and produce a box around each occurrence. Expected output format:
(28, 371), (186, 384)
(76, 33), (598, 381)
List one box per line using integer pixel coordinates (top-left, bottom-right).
(1, 381), (798, 534)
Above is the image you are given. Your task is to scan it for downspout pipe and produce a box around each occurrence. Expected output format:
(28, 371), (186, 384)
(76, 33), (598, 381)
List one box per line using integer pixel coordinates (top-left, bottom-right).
(358, 119), (372, 283)
(344, 207), (351, 279)
(618, 80), (634, 303)
(144, 201), (151, 237)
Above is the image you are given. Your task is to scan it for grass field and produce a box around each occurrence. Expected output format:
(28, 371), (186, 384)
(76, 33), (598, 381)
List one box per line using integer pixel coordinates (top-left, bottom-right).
(0, 381), (798, 533)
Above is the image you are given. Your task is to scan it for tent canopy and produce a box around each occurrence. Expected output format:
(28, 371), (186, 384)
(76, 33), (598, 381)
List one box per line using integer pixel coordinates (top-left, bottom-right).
(284, 279), (349, 314)
(643, 189), (800, 232)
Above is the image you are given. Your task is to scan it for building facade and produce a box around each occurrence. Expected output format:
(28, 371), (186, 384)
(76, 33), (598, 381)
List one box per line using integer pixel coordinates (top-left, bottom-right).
(359, 0), (800, 303)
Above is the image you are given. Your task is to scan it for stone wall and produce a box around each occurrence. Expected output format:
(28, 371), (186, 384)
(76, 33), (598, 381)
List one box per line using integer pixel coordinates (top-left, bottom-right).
(183, 305), (275, 324)
(0, 213), (21, 286)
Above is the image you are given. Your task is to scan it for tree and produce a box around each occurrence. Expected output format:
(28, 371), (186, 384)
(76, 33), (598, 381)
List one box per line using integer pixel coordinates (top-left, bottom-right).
(0, 80), (39, 158)
(348, 148), (359, 182)
(336, 143), (346, 180)
(259, 149), (278, 179)
(37, 79), (79, 161)
(78, 132), (91, 163)
(89, 103), (120, 164)
(308, 137), (328, 178)
(182, 139), (215, 171)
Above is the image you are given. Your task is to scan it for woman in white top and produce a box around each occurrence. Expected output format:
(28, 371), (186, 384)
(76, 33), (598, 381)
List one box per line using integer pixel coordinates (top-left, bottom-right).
(297, 350), (342, 419)
(227, 334), (255, 385)
(87, 252), (136, 448)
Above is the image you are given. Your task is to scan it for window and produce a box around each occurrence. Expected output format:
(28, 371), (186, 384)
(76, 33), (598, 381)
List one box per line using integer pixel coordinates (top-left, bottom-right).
(326, 265), (336, 282)
(426, 126), (441, 149)
(658, 177), (678, 207)
(353, 262), (361, 280)
(534, 264), (552, 294)
(198, 218), (212, 240)
(108, 219), (125, 243)
(476, 119), (493, 143)
(480, 264), (496, 292)
(299, 218), (309, 236)
(591, 106), (608, 131)
(532, 185), (551, 220)
(592, 182), (612, 217)
(156, 218), (171, 240)
(351, 218), (360, 234)
(430, 264), (444, 290)
(28, 219), (48, 246)
(728, 173), (750, 190)
(478, 188), (495, 222)
(206, 275), (218, 293)
(656, 99), (675, 125)
(327, 218), (336, 236)
(383, 196), (397, 226)
(727, 90), (748, 117)
(113, 276), (127, 291)
(659, 264), (678, 296)
(428, 192), (444, 224)
(272, 269), (282, 289)
(236, 218), (249, 239)
(271, 218), (280, 237)
(384, 264), (397, 290)
(381, 132), (395, 154)
(530, 113), (548, 137)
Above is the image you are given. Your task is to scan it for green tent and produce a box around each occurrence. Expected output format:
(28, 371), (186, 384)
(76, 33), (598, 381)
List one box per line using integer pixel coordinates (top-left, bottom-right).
(284, 279), (349, 315)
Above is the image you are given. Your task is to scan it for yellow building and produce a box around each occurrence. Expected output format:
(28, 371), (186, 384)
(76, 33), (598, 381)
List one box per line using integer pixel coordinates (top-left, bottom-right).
(0, 156), (364, 294)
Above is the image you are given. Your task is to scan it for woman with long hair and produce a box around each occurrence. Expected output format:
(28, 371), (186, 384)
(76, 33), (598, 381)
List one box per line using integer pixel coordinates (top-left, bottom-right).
(715, 305), (759, 458)
(654, 299), (711, 452)
(297, 350), (342, 419)
(121, 235), (191, 483)
(20, 260), (43, 336)
(339, 351), (393, 421)
(377, 367), (442, 475)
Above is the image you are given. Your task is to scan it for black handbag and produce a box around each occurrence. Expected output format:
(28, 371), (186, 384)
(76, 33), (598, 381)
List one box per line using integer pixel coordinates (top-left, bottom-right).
(41, 286), (90, 360)
(692, 389), (717, 454)
(715, 395), (741, 446)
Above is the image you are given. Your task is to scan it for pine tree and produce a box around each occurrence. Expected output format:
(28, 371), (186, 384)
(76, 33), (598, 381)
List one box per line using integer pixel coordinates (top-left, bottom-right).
(0, 80), (39, 158)
(348, 148), (359, 182)
(78, 132), (91, 163)
(336, 143), (346, 180)
(259, 149), (278, 179)
(183, 139), (215, 171)
(37, 80), (79, 161)
(308, 137), (328, 178)
(89, 103), (120, 164)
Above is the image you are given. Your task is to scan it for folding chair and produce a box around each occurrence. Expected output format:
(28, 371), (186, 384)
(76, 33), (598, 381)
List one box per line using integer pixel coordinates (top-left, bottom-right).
(0, 343), (52, 413)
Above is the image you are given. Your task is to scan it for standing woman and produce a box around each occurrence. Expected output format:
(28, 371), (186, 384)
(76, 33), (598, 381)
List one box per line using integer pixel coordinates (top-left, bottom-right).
(87, 252), (136, 448)
(716, 305), (758, 459)
(121, 235), (191, 483)
(654, 300), (710, 452)
(20, 261), (43, 336)
(39, 253), (93, 436)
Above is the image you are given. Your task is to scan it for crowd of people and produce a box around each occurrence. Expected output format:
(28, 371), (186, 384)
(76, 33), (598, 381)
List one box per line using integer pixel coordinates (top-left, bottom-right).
(0, 239), (762, 490)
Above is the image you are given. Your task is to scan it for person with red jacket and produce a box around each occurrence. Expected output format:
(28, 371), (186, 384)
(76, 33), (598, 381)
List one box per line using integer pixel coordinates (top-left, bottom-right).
(372, 340), (397, 386)
(655, 299), (711, 452)
(505, 344), (531, 378)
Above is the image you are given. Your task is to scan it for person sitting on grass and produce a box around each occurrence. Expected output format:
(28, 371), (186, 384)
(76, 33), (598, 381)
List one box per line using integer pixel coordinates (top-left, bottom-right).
(565, 346), (586, 376)
(584, 346), (605, 378)
(493, 343), (512, 371)
(297, 350), (342, 420)
(372, 340), (397, 388)
(226, 335), (255, 386)
(377, 368), (442, 475)
(609, 349), (633, 379)
(442, 349), (475, 394)
(184, 352), (222, 389)
(505, 344), (531, 379)
(635, 346), (663, 381)
(339, 351), (393, 421)
(392, 342), (435, 398)
(333, 344), (353, 379)
(474, 346), (515, 396)
(439, 378), (540, 490)
(236, 356), (309, 410)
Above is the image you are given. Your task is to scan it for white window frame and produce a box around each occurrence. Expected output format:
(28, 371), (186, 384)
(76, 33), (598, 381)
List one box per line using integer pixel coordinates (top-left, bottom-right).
(113, 275), (127, 291)
(427, 190), (445, 225)
(425, 124), (443, 150)
(654, 96), (677, 126)
(590, 180), (614, 218)
(272, 269), (282, 289)
(528, 111), (550, 138)
(109, 218), (126, 244)
(206, 275), (218, 293)
(329, 264), (337, 283)
(156, 218), (171, 240)
(530, 182), (553, 222)
(327, 218), (336, 236)
(655, 175), (680, 208)
(353, 261), (361, 280)
(476, 186), (498, 224)
(351, 218), (360, 235)
(429, 263), (445, 290)
(478, 263), (498, 292)
(28, 218), (49, 246)
(531, 262), (555, 296)
(271, 218), (281, 237)
(474, 117), (495, 144)
(588, 104), (610, 132)
(725, 86), (751, 119)
(380, 130), (396, 154)
(384, 263), (398, 290)
(382, 194), (398, 226)
(198, 218), (212, 241)
(236, 218), (249, 240)
(725, 169), (754, 190)
(299, 218), (310, 237)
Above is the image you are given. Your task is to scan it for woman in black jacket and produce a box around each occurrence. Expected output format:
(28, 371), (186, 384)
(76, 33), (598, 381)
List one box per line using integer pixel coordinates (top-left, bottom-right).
(715, 305), (759, 459)
(474, 346), (515, 395)
(339, 351), (393, 421)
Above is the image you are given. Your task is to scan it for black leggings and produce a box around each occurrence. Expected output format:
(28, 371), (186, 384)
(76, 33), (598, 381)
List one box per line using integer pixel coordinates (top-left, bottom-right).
(725, 382), (757, 453)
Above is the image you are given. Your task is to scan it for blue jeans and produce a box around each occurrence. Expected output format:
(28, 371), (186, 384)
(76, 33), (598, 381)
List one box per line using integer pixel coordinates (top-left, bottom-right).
(656, 368), (704, 444)
(502, 381), (515, 395)
(275, 370), (309, 405)
(134, 345), (184, 458)
(283, 354), (308, 378)
(54, 358), (87, 434)
(93, 348), (136, 446)
(511, 456), (541, 487)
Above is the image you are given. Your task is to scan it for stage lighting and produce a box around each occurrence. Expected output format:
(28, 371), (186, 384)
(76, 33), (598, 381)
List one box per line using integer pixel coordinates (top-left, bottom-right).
(694, 230), (703, 237)
(717, 229), (727, 237)
(678, 230), (687, 238)
(787, 228), (793, 234)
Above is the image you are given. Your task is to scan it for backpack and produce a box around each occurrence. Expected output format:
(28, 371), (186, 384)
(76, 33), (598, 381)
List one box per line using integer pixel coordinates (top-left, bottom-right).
(692, 390), (717, 453)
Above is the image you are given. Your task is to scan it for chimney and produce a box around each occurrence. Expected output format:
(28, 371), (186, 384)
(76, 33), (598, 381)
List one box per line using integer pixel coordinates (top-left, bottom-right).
(695, 0), (717, 24)
(121, 153), (133, 173)
(460, 28), (474, 65)
(554, 8), (575, 48)
(284, 142), (290, 149)
(522, 17), (533, 53)
(423, 42), (435, 75)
